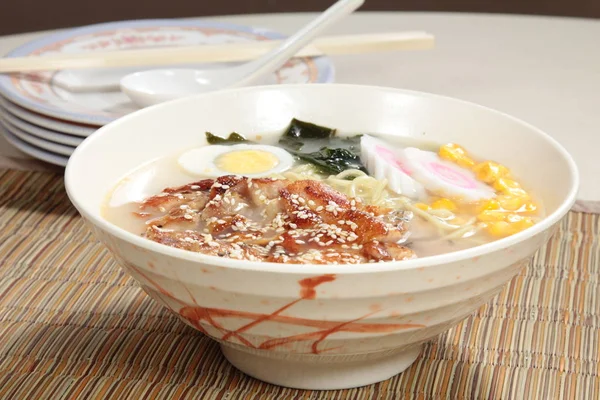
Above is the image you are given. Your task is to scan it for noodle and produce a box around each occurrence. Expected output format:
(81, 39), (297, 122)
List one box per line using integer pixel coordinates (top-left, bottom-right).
(274, 164), (480, 240)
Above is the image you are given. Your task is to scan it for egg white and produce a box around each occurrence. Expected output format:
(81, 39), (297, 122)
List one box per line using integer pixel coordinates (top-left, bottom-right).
(178, 144), (294, 178)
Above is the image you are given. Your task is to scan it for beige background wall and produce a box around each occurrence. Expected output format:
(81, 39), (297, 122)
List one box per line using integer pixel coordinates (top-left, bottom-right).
(4, 0), (600, 36)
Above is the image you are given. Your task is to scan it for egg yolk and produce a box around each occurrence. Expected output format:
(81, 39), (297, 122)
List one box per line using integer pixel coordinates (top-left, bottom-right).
(215, 150), (279, 174)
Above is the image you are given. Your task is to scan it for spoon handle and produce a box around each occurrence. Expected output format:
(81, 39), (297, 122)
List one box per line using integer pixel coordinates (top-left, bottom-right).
(232, 0), (365, 88)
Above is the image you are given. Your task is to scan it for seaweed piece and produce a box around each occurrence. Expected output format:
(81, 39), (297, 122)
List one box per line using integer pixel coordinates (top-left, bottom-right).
(279, 118), (336, 151)
(295, 147), (367, 175)
(205, 132), (248, 145)
(278, 118), (367, 175)
(284, 118), (336, 139)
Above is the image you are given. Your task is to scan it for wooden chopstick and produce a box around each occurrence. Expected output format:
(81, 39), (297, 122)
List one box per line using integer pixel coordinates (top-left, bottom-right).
(0, 31), (434, 73)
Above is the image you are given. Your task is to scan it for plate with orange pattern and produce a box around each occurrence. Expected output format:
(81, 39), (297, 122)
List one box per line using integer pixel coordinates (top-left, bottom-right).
(0, 19), (334, 126)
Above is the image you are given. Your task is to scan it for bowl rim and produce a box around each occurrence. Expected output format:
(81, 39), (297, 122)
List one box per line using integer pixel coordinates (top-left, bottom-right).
(65, 83), (579, 275)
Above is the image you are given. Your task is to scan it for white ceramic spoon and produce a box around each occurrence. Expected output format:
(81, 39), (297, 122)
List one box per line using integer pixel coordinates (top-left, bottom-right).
(120, 0), (364, 108)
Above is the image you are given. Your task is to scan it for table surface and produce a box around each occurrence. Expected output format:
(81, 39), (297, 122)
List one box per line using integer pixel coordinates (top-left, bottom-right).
(1, 12), (599, 200)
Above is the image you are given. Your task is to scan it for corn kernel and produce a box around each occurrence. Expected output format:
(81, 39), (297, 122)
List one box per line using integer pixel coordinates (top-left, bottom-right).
(439, 143), (475, 168)
(431, 198), (457, 211)
(473, 161), (510, 184)
(493, 178), (530, 198)
(497, 195), (525, 211)
(514, 217), (535, 232)
(505, 214), (535, 230)
(477, 209), (507, 222)
(506, 214), (524, 223)
(493, 178), (520, 192)
(415, 203), (431, 211)
(477, 199), (500, 213)
(522, 202), (538, 213)
(487, 221), (516, 237)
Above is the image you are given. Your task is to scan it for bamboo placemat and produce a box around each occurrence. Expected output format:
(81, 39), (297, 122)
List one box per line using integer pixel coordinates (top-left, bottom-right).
(0, 168), (598, 399)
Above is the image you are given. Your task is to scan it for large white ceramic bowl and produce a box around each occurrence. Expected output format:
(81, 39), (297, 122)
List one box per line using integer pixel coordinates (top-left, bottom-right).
(65, 84), (578, 390)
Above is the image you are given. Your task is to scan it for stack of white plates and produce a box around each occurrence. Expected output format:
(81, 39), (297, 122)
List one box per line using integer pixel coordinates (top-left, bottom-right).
(0, 19), (335, 167)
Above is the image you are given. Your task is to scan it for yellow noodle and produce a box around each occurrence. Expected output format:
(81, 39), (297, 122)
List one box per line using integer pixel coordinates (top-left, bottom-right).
(274, 164), (480, 240)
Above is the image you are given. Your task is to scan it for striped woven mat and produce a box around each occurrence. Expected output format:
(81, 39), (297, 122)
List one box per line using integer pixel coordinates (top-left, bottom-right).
(0, 169), (598, 399)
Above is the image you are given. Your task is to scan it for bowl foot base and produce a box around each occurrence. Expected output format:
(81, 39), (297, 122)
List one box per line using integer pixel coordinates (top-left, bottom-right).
(220, 344), (423, 390)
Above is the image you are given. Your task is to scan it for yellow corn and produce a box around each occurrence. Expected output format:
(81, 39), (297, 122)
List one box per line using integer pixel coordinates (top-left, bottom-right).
(493, 178), (520, 192)
(477, 199), (500, 213)
(477, 209), (507, 222)
(522, 201), (538, 213)
(486, 214), (535, 237)
(493, 178), (530, 198)
(513, 216), (535, 231)
(431, 198), (457, 211)
(473, 161), (510, 183)
(506, 213), (534, 226)
(415, 203), (431, 211)
(439, 143), (475, 168)
(497, 195), (525, 211)
(487, 221), (516, 237)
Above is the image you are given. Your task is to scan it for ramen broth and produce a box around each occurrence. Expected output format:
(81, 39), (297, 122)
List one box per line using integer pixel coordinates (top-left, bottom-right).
(103, 125), (542, 263)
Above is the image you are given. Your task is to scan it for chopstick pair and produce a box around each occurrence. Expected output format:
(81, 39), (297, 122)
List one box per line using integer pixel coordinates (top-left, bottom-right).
(0, 31), (434, 73)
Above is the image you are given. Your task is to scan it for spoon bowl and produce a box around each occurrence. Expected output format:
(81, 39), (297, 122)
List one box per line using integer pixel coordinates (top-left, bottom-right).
(121, 68), (261, 108)
(121, 0), (364, 108)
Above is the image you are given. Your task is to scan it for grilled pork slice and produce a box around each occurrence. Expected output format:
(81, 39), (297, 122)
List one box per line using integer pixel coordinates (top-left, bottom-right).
(136, 175), (415, 264)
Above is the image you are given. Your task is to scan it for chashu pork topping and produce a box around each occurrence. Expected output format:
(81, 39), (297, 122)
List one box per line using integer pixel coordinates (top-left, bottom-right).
(135, 175), (415, 264)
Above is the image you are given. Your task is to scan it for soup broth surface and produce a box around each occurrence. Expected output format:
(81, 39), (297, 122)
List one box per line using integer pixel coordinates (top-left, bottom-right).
(103, 123), (542, 263)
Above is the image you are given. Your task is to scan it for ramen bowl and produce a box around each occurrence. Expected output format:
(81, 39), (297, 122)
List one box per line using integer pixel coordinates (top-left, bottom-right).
(65, 84), (578, 390)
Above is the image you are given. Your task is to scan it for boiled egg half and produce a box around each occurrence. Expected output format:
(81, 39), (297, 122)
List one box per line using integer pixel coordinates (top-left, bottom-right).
(178, 144), (294, 178)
